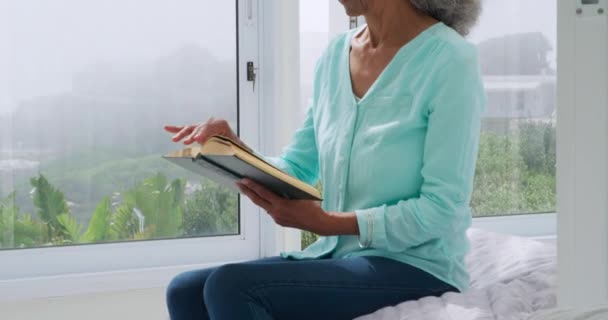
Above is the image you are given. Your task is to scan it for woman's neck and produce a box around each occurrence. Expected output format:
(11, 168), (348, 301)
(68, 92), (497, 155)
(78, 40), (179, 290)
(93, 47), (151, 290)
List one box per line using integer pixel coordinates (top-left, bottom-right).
(360, 1), (437, 49)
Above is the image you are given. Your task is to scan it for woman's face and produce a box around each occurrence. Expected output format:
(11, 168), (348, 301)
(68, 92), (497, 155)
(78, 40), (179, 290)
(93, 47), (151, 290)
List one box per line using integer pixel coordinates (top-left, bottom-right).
(338, 0), (371, 17)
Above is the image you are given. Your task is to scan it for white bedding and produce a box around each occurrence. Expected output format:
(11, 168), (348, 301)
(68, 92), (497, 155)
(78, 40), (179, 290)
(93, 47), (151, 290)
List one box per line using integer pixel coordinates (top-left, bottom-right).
(356, 228), (557, 320)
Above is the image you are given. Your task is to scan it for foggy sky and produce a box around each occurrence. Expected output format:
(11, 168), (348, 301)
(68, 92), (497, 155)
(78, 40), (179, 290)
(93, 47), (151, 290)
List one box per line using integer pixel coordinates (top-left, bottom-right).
(468, 0), (557, 68)
(1, 0), (557, 114)
(0, 0), (236, 114)
(301, 0), (557, 48)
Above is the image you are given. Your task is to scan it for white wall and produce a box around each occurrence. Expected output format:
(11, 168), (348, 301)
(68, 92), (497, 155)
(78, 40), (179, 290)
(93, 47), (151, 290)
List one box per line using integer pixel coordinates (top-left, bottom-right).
(1, 288), (168, 320)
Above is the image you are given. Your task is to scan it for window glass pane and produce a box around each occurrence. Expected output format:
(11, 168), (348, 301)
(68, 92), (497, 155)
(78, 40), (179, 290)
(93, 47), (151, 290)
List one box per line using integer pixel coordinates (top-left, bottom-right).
(469, 0), (557, 217)
(0, 0), (239, 250)
(299, 0), (330, 112)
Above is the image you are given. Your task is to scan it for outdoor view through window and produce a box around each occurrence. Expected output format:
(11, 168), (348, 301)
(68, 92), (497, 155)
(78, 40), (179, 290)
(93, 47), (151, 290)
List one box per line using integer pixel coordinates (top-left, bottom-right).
(468, 1), (556, 217)
(1, 0), (557, 251)
(0, 1), (239, 250)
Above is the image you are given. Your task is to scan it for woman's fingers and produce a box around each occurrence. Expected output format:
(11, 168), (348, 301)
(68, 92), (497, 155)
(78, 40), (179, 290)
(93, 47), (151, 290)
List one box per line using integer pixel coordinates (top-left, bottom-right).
(183, 125), (205, 145)
(172, 126), (195, 142)
(164, 125), (183, 133)
(237, 183), (272, 211)
(193, 131), (212, 146)
(240, 179), (282, 204)
(184, 119), (231, 146)
(183, 127), (216, 146)
(166, 118), (239, 146)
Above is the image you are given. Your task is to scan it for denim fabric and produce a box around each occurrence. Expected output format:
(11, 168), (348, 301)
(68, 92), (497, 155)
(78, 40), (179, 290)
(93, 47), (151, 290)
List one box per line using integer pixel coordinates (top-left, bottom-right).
(166, 256), (457, 320)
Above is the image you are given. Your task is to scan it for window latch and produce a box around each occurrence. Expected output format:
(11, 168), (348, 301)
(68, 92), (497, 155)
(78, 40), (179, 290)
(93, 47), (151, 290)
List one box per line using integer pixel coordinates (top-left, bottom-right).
(577, 0), (604, 16)
(349, 16), (358, 29)
(247, 61), (258, 91)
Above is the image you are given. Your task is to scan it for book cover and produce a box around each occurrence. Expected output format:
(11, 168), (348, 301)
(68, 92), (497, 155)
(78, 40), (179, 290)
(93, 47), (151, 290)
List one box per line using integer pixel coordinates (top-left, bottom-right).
(163, 136), (322, 201)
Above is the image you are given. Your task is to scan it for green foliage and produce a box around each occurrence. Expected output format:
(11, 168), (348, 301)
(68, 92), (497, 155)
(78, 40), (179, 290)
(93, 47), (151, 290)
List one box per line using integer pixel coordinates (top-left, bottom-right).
(13, 214), (45, 248)
(122, 173), (185, 238)
(301, 230), (319, 250)
(3, 154), (190, 224)
(182, 180), (238, 237)
(0, 193), (17, 248)
(521, 173), (556, 213)
(1, 193), (45, 248)
(109, 204), (138, 241)
(472, 121), (556, 216)
(82, 197), (112, 243)
(471, 132), (527, 215)
(1, 171), (193, 249)
(30, 174), (70, 241)
(517, 121), (556, 176)
(56, 214), (84, 243)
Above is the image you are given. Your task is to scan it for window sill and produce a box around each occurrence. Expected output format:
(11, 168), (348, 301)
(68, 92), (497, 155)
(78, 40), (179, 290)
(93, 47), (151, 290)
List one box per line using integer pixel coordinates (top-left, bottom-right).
(0, 260), (242, 303)
(472, 212), (557, 238)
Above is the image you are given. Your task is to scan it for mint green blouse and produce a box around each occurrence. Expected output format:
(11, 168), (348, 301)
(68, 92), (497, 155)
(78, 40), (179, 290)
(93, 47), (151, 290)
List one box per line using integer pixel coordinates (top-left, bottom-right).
(268, 22), (486, 292)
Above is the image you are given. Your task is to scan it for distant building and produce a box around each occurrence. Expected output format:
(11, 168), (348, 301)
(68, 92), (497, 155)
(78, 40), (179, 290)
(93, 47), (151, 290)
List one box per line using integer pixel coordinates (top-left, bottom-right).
(482, 75), (556, 134)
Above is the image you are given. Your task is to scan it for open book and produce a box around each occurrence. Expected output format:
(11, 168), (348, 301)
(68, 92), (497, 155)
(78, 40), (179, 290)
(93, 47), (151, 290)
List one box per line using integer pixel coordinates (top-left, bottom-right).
(163, 136), (322, 201)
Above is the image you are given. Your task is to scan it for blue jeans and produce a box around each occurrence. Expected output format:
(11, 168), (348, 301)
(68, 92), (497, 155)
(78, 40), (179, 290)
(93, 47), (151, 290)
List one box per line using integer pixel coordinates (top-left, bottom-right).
(166, 256), (457, 320)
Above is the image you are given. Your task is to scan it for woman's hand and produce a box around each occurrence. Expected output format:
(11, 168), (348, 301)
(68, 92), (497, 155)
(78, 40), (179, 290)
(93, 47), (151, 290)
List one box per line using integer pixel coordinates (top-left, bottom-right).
(236, 179), (333, 235)
(164, 118), (250, 150)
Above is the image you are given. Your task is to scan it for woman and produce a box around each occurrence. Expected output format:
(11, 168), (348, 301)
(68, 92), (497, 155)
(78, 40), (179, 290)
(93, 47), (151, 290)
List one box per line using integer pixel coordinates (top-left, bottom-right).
(165, 0), (484, 319)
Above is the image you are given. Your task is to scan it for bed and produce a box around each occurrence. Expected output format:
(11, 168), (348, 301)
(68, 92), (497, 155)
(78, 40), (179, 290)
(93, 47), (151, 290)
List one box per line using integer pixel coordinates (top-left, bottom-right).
(356, 228), (558, 320)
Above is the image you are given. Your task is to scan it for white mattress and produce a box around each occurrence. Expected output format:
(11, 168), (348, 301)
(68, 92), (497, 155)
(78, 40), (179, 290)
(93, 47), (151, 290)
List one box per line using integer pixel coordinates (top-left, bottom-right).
(356, 228), (557, 320)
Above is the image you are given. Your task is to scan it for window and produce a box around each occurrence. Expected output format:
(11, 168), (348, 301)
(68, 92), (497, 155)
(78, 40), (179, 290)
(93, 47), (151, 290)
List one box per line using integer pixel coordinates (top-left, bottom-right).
(299, 0), (330, 112)
(469, 0), (557, 217)
(0, 0), (240, 250)
(0, 0), (261, 285)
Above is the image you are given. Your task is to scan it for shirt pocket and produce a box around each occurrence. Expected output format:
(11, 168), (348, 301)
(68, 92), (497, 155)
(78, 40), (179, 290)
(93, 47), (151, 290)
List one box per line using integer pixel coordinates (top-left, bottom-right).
(355, 95), (421, 161)
(349, 95), (425, 203)
(358, 95), (419, 142)
(361, 95), (417, 125)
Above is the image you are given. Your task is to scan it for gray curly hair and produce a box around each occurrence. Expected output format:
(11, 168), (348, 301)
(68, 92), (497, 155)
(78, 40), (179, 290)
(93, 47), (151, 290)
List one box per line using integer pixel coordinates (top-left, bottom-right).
(410, 0), (482, 36)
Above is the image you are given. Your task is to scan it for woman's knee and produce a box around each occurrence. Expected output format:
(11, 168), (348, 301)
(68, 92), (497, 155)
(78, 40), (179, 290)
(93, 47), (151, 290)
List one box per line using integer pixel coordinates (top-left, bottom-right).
(166, 269), (213, 307)
(167, 272), (193, 307)
(203, 263), (252, 301)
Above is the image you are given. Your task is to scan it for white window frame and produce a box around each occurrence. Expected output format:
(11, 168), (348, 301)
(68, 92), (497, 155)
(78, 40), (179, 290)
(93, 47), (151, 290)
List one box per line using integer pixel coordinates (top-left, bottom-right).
(258, 0), (303, 256)
(0, 0), (264, 302)
(472, 213), (556, 238)
(557, 0), (608, 309)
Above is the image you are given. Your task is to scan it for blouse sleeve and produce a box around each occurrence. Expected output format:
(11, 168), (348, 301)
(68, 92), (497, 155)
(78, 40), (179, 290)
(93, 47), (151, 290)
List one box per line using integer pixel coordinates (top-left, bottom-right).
(356, 46), (486, 251)
(265, 106), (319, 186)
